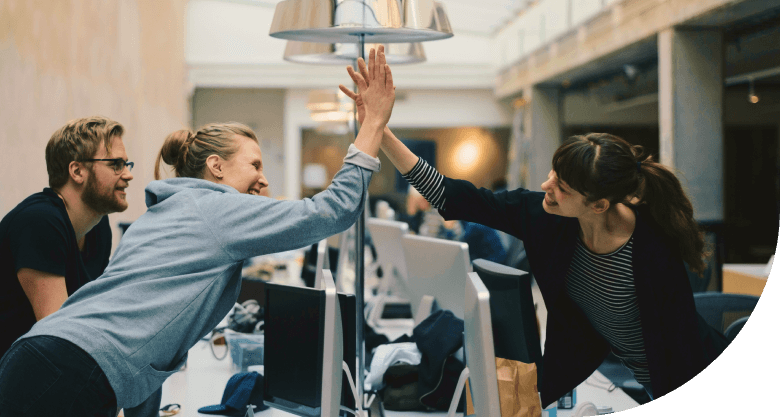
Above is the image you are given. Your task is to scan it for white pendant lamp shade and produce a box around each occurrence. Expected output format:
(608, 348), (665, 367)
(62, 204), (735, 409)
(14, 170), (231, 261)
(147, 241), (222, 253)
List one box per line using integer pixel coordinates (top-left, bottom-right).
(269, 0), (453, 43)
(284, 41), (426, 65)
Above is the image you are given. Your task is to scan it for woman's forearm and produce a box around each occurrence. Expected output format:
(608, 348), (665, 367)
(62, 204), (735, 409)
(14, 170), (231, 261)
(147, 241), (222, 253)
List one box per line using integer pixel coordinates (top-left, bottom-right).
(380, 126), (419, 175)
(352, 119), (385, 158)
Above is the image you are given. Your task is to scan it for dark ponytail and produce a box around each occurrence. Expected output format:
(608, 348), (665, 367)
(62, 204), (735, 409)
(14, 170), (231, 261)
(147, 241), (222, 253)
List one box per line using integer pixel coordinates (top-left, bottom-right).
(154, 122), (258, 180)
(553, 133), (709, 275)
(635, 155), (709, 275)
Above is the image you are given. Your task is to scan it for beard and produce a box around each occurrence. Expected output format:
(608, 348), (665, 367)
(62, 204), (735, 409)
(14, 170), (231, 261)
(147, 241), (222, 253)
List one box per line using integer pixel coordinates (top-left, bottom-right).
(81, 169), (128, 214)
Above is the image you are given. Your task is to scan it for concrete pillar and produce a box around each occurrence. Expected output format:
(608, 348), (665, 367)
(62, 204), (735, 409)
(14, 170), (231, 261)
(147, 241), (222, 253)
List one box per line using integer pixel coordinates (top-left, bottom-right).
(658, 28), (724, 222)
(520, 86), (562, 192)
(284, 89), (308, 201)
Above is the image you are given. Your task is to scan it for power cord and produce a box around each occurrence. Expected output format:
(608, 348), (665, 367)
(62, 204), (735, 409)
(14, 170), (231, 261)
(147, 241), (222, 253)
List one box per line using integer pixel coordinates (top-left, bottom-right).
(342, 361), (367, 417)
(584, 373), (617, 393)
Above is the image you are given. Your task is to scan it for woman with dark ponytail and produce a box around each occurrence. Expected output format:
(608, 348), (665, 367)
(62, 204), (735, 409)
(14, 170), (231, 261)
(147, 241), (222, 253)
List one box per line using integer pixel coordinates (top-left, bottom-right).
(345, 53), (728, 408)
(0, 48), (396, 417)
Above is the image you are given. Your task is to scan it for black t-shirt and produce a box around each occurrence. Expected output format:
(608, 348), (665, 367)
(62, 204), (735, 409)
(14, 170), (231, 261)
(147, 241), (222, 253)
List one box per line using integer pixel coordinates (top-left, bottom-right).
(0, 188), (112, 357)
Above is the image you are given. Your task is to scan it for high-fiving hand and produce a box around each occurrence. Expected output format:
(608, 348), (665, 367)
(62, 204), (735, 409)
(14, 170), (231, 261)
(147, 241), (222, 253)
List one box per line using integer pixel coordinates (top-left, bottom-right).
(339, 45), (395, 126)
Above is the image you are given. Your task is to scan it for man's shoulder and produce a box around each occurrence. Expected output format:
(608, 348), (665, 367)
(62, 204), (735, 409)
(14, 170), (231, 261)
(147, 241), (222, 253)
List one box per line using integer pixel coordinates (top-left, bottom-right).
(1, 191), (67, 231)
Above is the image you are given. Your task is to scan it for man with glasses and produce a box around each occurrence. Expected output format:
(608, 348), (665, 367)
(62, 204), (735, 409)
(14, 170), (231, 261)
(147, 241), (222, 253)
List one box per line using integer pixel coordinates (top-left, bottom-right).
(0, 116), (134, 359)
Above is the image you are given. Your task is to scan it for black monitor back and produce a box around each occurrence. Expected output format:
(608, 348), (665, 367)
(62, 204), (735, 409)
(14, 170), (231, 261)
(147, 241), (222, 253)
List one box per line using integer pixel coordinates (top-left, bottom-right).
(301, 243), (340, 288)
(472, 258), (543, 376)
(263, 282), (356, 415)
(338, 292), (356, 411)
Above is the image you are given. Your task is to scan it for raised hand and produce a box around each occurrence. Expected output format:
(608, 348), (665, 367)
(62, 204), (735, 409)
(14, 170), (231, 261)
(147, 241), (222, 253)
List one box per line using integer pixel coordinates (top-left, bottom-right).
(339, 45), (395, 126)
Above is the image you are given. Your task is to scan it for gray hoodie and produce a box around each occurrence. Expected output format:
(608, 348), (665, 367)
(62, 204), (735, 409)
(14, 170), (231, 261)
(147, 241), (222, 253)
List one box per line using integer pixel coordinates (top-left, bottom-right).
(21, 145), (379, 408)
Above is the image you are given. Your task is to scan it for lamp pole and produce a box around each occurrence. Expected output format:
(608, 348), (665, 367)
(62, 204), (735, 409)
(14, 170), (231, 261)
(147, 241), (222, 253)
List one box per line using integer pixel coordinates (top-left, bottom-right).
(269, 3), (452, 412)
(353, 33), (366, 409)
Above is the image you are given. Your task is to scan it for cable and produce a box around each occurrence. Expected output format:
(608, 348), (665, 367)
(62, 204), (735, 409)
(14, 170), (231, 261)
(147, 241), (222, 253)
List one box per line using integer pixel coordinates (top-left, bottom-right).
(340, 406), (359, 416)
(364, 392), (376, 409)
(342, 361), (366, 417)
(584, 376), (616, 393)
(588, 372), (617, 392)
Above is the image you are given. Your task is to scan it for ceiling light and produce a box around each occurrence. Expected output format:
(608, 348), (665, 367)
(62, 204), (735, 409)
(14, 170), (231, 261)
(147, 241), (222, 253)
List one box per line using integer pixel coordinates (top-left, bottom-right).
(284, 41), (425, 65)
(269, 0), (453, 44)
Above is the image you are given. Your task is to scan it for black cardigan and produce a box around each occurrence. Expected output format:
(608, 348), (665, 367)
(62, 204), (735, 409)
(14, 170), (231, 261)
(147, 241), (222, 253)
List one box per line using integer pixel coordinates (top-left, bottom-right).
(439, 177), (728, 407)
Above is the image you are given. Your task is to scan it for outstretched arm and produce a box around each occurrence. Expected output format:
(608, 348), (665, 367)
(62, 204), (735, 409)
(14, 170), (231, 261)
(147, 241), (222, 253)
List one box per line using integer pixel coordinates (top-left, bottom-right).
(340, 49), (535, 241)
(340, 47), (416, 173)
(347, 46), (396, 158)
(379, 126), (418, 175)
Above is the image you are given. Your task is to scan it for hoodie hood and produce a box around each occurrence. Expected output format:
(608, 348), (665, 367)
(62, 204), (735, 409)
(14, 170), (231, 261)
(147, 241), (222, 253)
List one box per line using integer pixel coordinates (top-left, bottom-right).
(145, 177), (238, 208)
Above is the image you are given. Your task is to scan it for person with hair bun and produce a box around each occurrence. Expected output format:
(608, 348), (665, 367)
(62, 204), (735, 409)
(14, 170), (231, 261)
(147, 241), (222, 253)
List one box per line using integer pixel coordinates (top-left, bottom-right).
(0, 47), (396, 417)
(345, 56), (726, 409)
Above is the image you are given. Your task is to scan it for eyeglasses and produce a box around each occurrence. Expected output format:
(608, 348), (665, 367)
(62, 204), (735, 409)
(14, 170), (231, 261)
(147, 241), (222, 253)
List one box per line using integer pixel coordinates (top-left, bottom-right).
(79, 158), (134, 174)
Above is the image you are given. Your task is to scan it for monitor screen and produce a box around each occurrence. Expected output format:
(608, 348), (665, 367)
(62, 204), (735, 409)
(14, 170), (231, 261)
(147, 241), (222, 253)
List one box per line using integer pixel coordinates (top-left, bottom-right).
(263, 282), (356, 416)
(263, 284), (325, 413)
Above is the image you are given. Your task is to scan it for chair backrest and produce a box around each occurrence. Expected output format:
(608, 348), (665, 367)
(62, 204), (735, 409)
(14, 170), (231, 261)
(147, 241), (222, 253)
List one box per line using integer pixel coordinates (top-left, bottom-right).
(724, 316), (750, 343)
(693, 292), (759, 334)
(503, 235), (527, 269)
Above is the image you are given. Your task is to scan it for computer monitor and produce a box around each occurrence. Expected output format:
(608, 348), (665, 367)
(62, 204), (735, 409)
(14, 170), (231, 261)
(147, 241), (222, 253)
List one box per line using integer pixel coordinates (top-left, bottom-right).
(263, 270), (356, 416)
(366, 219), (416, 325)
(464, 271), (502, 417)
(314, 238), (330, 290)
(472, 258), (543, 376)
(335, 227), (352, 293)
(401, 234), (471, 320)
(366, 218), (410, 285)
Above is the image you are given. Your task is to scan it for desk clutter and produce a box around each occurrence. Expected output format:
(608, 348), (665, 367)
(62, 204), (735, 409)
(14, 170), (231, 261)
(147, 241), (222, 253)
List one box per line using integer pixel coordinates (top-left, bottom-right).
(181, 234), (639, 417)
(370, 310), (467, 412)
(197, 371), (268, 416)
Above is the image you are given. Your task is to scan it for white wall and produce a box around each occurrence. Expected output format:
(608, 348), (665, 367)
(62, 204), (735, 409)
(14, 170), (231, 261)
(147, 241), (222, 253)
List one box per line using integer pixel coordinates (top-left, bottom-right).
(192, 88), (286, 197)
(0, 0), (190, 251)
(495, 0), (610, 68)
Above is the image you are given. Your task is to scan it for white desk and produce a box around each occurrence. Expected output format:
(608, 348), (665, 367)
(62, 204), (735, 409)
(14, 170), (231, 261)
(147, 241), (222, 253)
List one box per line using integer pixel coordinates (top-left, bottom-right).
(161, 341), (298, 416)
(162, 340), (638, 417)
(380, 370), (638, 417)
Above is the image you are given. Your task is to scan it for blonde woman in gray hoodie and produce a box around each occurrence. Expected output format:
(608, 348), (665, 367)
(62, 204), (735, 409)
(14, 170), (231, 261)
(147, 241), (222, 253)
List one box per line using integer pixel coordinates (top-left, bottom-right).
(0, 48), (396, 417)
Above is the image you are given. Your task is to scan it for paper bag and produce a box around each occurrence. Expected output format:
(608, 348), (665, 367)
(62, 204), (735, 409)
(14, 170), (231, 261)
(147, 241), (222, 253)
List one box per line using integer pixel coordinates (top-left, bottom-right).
(465, 379), (475, 415)
(496, 357), (541, 417)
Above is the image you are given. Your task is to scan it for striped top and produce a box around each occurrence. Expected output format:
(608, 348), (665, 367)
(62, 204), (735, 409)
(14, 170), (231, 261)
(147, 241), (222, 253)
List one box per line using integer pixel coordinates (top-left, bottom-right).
(404, 157), (651, 385)
(565, 235), (650, 385)
(402, 158), (446, 210)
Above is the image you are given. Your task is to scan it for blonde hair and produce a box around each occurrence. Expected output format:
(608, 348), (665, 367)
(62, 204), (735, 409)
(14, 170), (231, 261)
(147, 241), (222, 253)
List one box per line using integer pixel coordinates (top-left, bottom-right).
(46, 116), (125, 189)
(154, 122), (258, 180)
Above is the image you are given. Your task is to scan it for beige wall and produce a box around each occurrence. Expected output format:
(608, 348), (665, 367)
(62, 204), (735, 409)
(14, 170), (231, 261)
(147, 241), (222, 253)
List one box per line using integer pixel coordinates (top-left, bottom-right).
(191, 88), (286, 197)
(0, 0), (190, 250)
